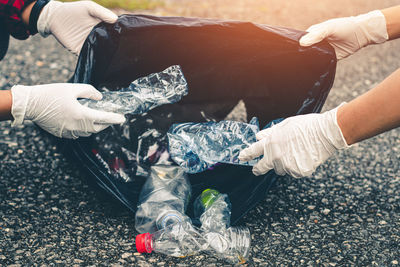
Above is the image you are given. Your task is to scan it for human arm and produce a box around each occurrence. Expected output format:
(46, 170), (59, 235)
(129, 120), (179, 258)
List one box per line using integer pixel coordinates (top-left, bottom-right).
(381, 5), (400, 40)
(238, 68), (400, 177)
(21, 0), (35, 26)
(1, 0), (118, 58)
(0, 84), (125, 139)
(338, 68), (400, 145)
(0, 90), (13, 121)
(299, 5), (400, 60)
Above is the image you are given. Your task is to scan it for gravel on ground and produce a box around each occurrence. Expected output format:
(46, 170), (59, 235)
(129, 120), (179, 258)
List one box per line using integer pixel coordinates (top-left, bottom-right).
(1, 0), (399, 266)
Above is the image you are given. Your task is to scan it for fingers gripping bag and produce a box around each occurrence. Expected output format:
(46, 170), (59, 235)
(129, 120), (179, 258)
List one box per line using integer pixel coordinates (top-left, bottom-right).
(60, 15), (336, 224)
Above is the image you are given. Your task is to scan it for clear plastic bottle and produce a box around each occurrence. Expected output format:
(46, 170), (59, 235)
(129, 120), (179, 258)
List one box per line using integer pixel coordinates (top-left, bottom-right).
(135, 219), (250, 263)
(167, 117), (261, 173)
(194, 189), (231, 233)
(193, 189), (251, 264)
(135, 165), (192, 234)
(136, 219), (209, 257)
(79, 65), (188, 114)
(204, 227), (251, 264)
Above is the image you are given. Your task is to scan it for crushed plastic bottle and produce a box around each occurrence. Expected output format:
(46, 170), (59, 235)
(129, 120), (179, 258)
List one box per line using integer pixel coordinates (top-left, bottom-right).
(167, 117), (260, 173)
(79, 65), (188, 114)
(135, 165), (209, 257)
(135, 187), (251, 264)
(136, 220), (250, 264)
(134, 174), (251, 263)
(135, 165), (192, 234)
(203, 227), (251, 264)
(194, 189), (231, 233)
(194, 189), (251, 264)
(136, 219), (209, 257)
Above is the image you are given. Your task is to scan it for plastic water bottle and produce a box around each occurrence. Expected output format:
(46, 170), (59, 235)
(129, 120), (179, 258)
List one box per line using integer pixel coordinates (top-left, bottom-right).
(167, 117), (285, 174)
(167, 117), (261, 173)
(136, 219), (209, 257)
(193, 189), (231, 233)
(135, 165), (192, 234)
(203, 227), (251, 264)
(193, 189), (251, 264)
(135, 223), (250, 264)
(79, 65), (188, 114)
(135, 221), (250, 263)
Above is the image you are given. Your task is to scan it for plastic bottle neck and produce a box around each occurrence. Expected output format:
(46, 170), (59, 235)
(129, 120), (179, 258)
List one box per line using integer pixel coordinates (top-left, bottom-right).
(156, 210), (184, 230)
(136, 233), (153, 253)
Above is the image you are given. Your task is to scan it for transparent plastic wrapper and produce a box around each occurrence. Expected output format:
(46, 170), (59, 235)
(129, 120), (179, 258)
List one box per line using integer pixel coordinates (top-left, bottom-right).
(135, 165), (192, 233)
(168, 117), (260, 173)
(61, 14), (337, 226)
(79, 65), (188, 114)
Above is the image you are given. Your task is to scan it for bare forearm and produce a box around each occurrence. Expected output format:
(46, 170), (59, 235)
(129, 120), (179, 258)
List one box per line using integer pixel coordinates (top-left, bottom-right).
(0, 90), (13, 121)
(381, 5), (400, 40)
(338, 68), (400, 145)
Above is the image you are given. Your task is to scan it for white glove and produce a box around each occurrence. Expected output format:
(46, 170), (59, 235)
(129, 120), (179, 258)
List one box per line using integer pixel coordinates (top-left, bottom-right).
(11, 83), (126, 139)
(37, 0), (118, 55)
(300, 10), (388, 60)
(238, 104), (349, 178)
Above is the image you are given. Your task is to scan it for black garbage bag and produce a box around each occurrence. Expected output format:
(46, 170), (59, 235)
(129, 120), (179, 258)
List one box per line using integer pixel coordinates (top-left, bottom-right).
(61, 15), (336, 225)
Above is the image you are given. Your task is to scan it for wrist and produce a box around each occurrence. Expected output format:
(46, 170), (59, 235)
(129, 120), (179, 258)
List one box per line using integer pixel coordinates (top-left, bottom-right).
(324, 103), (350, 149)
(22, 1), (36, 26)
(21, 0), (50, 35)
(381, 5), (400, 40)
(336, 103), (356, 145)
(29, 0), (51, 35)
(0, 90), (13, 121)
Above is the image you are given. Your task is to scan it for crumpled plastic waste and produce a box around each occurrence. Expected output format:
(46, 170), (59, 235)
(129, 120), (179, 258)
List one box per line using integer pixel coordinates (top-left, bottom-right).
(167, 117), (260, 174)
(194, 189), (231, 233)
(135, 169), (251, 264)
(136, 220), (250, 263)
(135, 165), (192, 234)
(136, 219), (209, 257)
(83, 65), (188, 180)
(65, 14), (337, 228)
(193, 189), (251, 264)
(79, 65), (188, 114)
(135, 165), (209, 257)
(167, 117), (287, 174)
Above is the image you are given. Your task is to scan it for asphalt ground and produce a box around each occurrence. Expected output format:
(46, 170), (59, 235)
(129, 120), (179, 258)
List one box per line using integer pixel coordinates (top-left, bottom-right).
(1, 1), (400, 266)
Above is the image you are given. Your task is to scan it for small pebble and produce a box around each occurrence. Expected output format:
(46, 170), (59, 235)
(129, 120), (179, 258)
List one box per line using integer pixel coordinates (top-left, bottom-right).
(322, 208), (331, 215)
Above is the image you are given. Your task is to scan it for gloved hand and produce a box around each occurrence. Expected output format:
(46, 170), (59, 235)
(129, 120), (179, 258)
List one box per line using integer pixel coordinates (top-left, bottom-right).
(300, 10), (388, 60)
(238, 104), (349, 178)
(37, 0), (118, 55)
(11, 83), (126, 139)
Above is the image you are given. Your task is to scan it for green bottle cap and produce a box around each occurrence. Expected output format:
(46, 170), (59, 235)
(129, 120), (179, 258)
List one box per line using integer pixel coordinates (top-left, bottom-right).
(200, 189), (220, 209)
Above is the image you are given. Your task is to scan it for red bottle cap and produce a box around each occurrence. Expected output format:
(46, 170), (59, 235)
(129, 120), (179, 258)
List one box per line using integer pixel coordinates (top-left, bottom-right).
(135, 233), (152, 253)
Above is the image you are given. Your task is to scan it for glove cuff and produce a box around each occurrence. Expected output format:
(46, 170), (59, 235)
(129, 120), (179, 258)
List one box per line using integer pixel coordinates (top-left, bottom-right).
(326, 102), (350, 150)
(37, 0), (62, 37)
(11, 85), (32, 126)
(355, 10), (388, 46)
